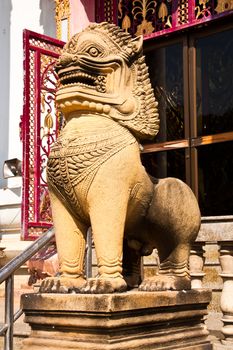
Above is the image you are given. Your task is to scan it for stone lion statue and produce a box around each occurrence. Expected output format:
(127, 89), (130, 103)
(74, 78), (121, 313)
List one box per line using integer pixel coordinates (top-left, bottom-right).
(40, 22), (201, 293)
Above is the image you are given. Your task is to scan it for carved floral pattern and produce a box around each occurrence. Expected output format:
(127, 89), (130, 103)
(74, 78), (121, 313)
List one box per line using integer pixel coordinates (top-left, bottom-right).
(118, 0), (172, 36)
(116, 0), (233, 36)
(195, 0), (233, 19)
(215, 0), (233, 13)
(22, 31), (64, 239)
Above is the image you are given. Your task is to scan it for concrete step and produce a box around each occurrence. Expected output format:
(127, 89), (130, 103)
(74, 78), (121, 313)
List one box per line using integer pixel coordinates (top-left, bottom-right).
(0, 336), (25, 350)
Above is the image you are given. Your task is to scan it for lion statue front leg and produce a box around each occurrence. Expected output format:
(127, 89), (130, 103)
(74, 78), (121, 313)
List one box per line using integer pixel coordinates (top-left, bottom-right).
(39, 189), (88, 293)
(42, 141), (145, 294)
(77, 142), (147, 294)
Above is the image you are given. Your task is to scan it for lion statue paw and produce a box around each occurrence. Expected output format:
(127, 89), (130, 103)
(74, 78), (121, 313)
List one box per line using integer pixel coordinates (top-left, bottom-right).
(39, 276), (86, 293)
(73, 277), (127, 294)
(138, 275), (191, 292)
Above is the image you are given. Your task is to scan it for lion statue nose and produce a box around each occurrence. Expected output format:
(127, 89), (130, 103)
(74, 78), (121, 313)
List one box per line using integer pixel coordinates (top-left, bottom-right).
(56, 53), (75, 70)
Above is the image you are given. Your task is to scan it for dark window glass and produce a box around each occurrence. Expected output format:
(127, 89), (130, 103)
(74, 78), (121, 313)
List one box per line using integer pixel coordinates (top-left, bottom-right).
(198, 141), (233, 216)
(196, 29), (233, 136)
(141, 149), (186, 181)
(145, 43), (184, 142)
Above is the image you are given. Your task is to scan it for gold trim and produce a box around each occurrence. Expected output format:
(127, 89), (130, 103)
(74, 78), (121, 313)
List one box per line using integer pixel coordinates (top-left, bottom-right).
(215, 0), (233, 13)
(54, 0), (71, 40)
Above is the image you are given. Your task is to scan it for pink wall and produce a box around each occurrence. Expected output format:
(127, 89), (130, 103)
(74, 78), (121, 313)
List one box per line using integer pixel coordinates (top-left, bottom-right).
(70, 0), (95, 35)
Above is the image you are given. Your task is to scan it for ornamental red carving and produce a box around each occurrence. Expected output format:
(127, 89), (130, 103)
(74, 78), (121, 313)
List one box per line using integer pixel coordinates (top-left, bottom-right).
(21, 30), (65, 240)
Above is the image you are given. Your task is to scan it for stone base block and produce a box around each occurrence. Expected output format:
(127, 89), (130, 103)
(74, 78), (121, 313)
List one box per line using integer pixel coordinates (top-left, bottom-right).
(21, 289), (212, 350)
(213, 341), (233, 349)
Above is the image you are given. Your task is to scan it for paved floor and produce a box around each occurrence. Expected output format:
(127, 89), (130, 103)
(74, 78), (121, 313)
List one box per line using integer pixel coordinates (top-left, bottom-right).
(0, 336), (25, 350)
(0, 275), (32, 350)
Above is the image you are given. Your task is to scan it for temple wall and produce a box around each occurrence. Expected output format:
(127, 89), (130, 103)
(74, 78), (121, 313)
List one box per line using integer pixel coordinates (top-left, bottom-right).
(70, 0), (95, 35)
(0, 0), (55, 189)
(0, 0), (56, 245)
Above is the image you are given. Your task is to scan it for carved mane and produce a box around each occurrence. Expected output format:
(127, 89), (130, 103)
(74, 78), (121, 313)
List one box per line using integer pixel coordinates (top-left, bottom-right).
(57, 22), (160, 141)
(85, 23), (160, 140)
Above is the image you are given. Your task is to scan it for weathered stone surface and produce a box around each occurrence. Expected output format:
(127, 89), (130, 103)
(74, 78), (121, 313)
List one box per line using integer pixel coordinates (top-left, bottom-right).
(213, 340), (233, 350)
(21, 289), (212, 350)
(198, 218), (233, 242)
(41, 22), (201, 294)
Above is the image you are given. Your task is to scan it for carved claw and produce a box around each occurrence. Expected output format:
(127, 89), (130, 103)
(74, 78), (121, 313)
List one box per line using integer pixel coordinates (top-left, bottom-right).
(138, 275), (191, 292)
(73, 277), (127, 294)
(39, 276), (86, 293)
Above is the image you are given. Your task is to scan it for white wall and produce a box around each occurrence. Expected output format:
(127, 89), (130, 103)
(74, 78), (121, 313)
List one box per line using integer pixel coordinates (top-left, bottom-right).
(0, 0), (11, 189)
(0, 0), (56, 238)
(0, 0), (56, 189)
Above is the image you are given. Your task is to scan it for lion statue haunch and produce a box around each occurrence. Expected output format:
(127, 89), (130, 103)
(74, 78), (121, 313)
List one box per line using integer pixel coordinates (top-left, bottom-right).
(40, 22), (201, 294)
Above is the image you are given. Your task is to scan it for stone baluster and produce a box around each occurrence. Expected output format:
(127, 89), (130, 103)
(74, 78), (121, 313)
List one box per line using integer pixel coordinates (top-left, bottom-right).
(189, 242), (205, 289)
(218, 240), (233, 346)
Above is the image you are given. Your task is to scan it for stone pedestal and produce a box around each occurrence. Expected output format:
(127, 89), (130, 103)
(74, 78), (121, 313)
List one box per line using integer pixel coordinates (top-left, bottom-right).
(21, 289), (212, 350)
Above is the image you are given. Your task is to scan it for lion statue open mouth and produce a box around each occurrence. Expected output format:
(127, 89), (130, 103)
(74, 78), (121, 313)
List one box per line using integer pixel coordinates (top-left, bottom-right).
(40, 22), (201, 294)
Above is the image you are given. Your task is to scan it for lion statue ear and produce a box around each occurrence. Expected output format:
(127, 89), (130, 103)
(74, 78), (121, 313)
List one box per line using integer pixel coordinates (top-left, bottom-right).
(122, 35), (143, 61)
(131, 35), (143, 55)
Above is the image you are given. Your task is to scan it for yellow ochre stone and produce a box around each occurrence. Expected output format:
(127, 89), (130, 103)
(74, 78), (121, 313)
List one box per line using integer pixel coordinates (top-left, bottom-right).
(40, 22), (201, 294)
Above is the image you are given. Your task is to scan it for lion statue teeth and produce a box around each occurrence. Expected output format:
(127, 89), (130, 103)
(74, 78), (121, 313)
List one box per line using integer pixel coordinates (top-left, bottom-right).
(39, 22), (201, 294)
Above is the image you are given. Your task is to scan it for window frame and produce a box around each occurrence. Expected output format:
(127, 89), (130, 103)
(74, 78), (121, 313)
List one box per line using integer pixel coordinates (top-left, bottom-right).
(143, 34), (192, 187)
(189, 20), (233, 200)
(142, 19), (233, 215)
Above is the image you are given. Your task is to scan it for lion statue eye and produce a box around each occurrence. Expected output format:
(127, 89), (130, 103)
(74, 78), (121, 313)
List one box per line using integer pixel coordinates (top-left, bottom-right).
(88, 47), (100, 57)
